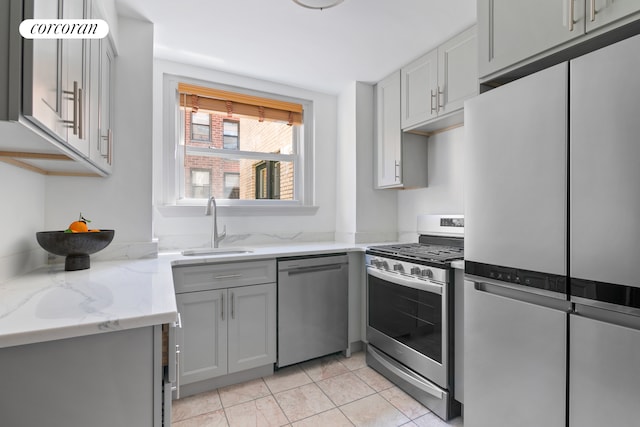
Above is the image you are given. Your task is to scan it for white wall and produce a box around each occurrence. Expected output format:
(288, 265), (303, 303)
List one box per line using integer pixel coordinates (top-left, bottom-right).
(44, 17), (156, 259)
(0, 162), (46, 282)
(152, 60), (340, 250)
(397, 126), (465, 241)
(335, 82), (397, 244)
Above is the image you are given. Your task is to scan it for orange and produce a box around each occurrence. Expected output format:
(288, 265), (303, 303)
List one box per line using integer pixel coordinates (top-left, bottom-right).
(68, 221), (89, 233)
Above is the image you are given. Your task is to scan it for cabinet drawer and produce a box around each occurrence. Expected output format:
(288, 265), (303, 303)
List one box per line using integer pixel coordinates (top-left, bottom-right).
(173, 260), (276, 293)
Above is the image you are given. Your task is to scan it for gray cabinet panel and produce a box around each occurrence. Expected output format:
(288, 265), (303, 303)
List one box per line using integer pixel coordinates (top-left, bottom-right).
(0, 327), (158, 427)
(173, 259), (276, 293)
(587, 0), (640, 32)
(176, 290), (227, 384)
(401, 50), (438, 129)
(375, 70), (402, 188)
(478, 0), (584, 78)
(227, 283), (277, 373)
(570, 33), (640, 286)
(375, 71), (428, 189)
(438, 26), (478, 115)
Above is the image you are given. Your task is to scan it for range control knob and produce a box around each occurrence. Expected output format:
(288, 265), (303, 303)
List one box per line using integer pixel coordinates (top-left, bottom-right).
(410, 266), (421, 275)
(393, 263), (404, 272)
(380, 260), (390, 270)
(370, 258), (380, 267)
(421, 269), (434, 278)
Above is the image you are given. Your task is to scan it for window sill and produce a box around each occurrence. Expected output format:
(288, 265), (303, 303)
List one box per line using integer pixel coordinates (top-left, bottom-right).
(156, 204), (319, 217)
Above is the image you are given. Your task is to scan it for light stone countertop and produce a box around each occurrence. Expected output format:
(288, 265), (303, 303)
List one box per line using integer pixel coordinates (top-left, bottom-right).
(0, 241), (464, 349)
(0, 242), (365, 349)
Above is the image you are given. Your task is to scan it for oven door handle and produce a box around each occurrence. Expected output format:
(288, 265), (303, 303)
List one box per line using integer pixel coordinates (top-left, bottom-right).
(367, 267), (443, 295)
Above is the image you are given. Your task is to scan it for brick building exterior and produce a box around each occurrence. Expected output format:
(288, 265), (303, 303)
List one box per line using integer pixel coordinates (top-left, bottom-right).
(183, 111), (294, 200)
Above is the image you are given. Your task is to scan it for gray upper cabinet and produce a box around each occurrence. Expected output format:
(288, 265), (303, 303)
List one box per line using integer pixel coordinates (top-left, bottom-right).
(401, 26), (477, 133)
(22, 0), (90, 155)
(479, 0), (640, 80)
(88, 1), (115, 173)
(478, 0), (584, 79)
(375, 70), (402, 188)
(1, 0), (116, 176)
(375, 70), (428, 189)
(401, 50), (438, 130)
(587, 0), (640, 32)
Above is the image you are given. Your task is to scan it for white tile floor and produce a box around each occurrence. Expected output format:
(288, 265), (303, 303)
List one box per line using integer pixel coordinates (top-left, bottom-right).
(171, 351), (464, 427)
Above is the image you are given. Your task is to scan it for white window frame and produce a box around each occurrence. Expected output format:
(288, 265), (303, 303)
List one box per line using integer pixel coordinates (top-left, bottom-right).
(161, 74), (316, 215)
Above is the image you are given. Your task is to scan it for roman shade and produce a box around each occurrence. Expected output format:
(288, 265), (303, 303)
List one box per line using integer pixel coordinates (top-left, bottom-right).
(178, 83), (303, 126)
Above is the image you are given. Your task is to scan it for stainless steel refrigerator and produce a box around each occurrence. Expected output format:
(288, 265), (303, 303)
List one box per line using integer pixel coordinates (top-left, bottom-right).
(463, 33), (640, 427)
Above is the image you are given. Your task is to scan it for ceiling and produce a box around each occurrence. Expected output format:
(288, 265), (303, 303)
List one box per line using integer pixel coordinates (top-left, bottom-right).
(115, 0), (476, 95)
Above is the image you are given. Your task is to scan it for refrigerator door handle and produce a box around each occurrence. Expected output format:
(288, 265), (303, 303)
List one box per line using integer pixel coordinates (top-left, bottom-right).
(469, 278), (571, 312)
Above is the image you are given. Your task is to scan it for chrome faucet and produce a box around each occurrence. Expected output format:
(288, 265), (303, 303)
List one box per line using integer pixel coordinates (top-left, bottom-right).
(205, 196), (226, 248)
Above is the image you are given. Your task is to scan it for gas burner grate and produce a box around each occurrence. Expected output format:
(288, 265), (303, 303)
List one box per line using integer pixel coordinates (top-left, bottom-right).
(369, 243), (464, 262)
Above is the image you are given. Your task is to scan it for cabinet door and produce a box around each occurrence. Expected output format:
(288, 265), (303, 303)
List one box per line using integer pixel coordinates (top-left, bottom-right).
(437, 26), (478, 115)
(176, 290), (227, 385)
(22, 0), (67, 142)
(375, 71), (402, 188)
(401, 49), (437, 129)
(478, 0), (584, 78)
(88, 31), (114, 173)
(62, 0), (89, 156)
(227, 283), (276, 374)
(98, 38), (115, 170)
(586, 0), (640, 32)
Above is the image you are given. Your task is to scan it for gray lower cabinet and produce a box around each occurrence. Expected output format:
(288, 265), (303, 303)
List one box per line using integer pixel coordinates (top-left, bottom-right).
(0, 326), (164, 427)
(172, 260), (277, 397)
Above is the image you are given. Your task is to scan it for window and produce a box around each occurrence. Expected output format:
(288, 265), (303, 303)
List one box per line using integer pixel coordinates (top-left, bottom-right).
(175, 81), (307, 205)
(224, 172), (240, 199)
(191, 112), (211, 142)
(162, 75), (315, 212)
(223, 120), (239, 150)
(255, 161), (281, 199)
(190, 168), (210, 198)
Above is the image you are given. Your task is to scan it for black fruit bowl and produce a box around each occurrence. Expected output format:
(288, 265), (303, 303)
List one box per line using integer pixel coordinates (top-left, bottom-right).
(36, 230), (115, 271)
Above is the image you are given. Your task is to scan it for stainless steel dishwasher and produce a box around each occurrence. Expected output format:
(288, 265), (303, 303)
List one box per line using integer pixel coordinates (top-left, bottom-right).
(277, 254), (349, 368)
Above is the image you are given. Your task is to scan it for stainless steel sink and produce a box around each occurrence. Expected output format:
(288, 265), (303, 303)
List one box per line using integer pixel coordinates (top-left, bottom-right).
(181, 248), (253, 256)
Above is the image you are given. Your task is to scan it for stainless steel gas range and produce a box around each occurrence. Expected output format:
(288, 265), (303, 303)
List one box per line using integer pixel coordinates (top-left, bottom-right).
(365, 215), (464, 421)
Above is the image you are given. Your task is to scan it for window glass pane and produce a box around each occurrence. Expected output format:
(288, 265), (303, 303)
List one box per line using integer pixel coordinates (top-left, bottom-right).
(183, 154), (293, 201)
(189, 169), (211, 199)
(191, 124), (210, 141)
(192, 112), (210, 125)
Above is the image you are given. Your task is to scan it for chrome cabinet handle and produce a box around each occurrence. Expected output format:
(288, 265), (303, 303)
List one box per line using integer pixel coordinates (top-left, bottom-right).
(63, 81), (79, 135)
(430, 89), (437, 114)
(569, 0), (575, 31)
(100, 129), (113, 163)
(78, 87), (83, 139)
(438, 86), (444, 112)
(175, 344), (181, 399)
(394, 161), (400, 181)
(221, 293), (225, 320)
(215, 274), (242, 280)
(590, 0), (596, 22)
(231, 292), (235, 319)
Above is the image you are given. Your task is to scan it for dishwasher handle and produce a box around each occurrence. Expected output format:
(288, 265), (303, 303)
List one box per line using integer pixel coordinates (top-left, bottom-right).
(281, 262), (347, 275)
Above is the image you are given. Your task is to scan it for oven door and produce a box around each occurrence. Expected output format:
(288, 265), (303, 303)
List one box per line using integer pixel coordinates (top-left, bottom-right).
(366, 266), (448, 388)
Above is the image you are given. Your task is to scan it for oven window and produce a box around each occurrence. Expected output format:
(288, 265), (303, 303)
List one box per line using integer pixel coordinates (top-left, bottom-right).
(368, 274), (442, 363)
